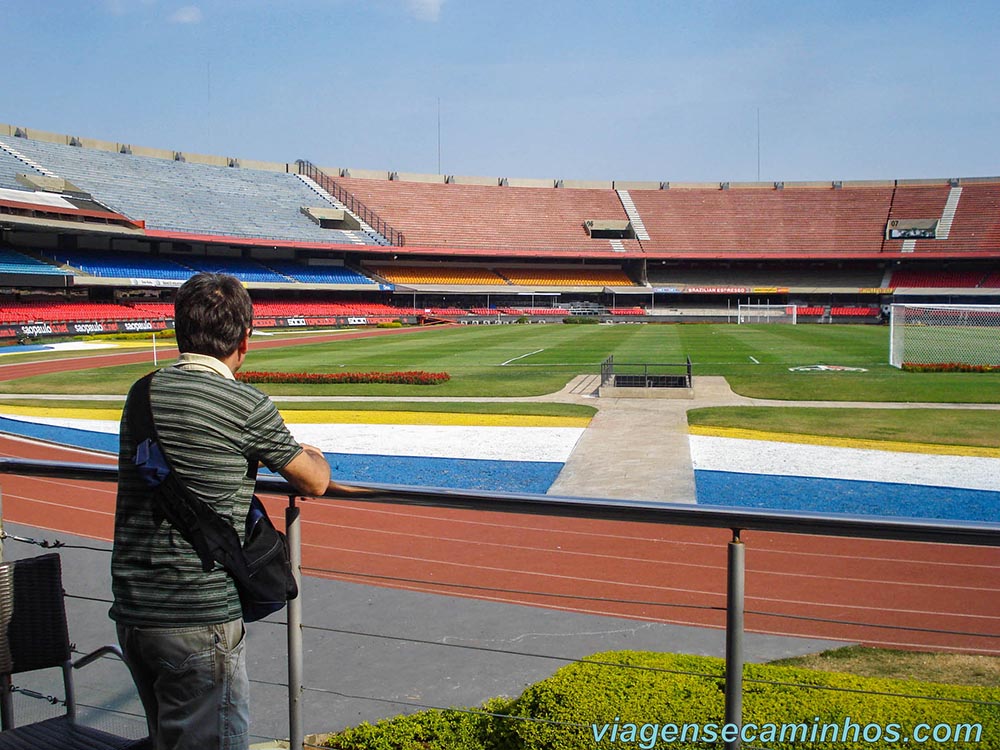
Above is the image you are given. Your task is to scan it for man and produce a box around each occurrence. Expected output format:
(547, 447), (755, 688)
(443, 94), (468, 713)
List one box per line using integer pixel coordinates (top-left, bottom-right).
(111, 273), (330, 750)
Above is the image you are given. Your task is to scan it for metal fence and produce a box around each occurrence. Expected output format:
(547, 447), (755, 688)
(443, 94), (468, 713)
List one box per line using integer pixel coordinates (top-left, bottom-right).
(0, 458), (997, 750)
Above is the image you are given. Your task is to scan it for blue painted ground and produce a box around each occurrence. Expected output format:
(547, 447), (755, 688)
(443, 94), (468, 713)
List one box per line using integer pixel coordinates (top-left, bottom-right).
(695, 470), (1000, 523)
(0, 417), (561, 495)
(7, 415), (1000, 518)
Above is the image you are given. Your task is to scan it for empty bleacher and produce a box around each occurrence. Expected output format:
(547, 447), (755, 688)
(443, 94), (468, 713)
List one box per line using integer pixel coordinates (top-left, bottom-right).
(0, 300), (161, 324)
(0, 248), (70, 276)
(980, 273), (1000, 288)
(368, 265), (508, 285)
(888, 268), (987, 288)
(44, 250), (193, 280)
(250, 300), (400, 318)
(630, 185), (894, 255)
(500, 267), (635, 286)
(0, 145), (46, 192)
(830, 306), (879, 317)
(1, 136), (378, 246)
(645, 264), (885, 289)
(264, 261), (376, 285)
(334, 176), (636, 254)
(182, 256), (290, 283)
(884, 182), (1000, 254)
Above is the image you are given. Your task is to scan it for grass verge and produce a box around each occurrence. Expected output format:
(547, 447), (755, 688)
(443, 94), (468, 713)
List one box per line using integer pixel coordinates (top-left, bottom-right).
(769, 646), (1000, 688)
(688, 406), (1000, 449)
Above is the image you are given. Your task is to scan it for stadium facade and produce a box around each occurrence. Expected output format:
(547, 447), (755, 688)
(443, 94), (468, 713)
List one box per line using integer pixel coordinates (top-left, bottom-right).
(1, 122), (999, 339)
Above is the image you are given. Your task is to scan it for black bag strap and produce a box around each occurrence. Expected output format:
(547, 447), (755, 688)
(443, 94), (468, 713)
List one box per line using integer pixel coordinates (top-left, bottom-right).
(126, 371), (248, 577)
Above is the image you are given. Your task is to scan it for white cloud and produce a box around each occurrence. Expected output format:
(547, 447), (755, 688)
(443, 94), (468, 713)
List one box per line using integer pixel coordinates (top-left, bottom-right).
(405, 0), (444, 22)
(169, 5), (203, 23)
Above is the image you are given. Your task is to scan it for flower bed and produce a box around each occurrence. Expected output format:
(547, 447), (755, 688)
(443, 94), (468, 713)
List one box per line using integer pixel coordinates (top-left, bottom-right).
(236, 370), (449, 385)
(902, 362), (1000, 373)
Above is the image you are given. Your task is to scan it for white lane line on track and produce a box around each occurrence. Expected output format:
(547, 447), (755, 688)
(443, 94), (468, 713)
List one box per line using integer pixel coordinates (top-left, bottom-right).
(309, 501), (996, 568)
(500, 348), (544, 366)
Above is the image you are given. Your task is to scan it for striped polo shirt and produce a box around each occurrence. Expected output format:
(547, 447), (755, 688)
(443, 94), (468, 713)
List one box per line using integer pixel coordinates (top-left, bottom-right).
(111, 357), (302, 626)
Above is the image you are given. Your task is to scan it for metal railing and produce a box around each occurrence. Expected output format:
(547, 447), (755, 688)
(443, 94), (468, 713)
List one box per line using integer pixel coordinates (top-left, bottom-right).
(0, 458), (997, 750)
(295, 160), (405, 246)
(600, 355), (693, 389)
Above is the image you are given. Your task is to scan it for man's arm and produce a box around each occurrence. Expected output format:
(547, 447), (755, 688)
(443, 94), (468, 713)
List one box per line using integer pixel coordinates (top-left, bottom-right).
(278, 443), (331, 497)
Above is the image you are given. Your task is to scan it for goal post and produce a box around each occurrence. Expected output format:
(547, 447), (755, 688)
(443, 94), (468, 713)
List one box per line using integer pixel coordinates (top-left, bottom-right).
(737, 304), (797, 325)
(889, 303), (1000, 368)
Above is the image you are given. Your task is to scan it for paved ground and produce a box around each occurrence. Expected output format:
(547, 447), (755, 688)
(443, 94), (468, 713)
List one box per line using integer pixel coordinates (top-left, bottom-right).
(1, 523), (848, 745)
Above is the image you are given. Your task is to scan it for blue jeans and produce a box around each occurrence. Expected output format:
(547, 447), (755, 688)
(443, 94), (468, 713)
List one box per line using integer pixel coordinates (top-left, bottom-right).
(117, 618), (249, 750)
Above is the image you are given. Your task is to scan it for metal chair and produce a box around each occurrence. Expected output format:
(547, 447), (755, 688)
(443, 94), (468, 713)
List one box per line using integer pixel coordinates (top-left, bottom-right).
(0, 552), (149, 749)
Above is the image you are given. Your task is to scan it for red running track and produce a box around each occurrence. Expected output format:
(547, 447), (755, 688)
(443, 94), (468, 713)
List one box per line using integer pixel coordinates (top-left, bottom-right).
(0, 333), (997, 655)
(1, 434), (996, 655)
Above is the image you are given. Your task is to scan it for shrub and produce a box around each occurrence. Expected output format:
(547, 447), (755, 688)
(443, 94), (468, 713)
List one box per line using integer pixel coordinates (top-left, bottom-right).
(902, 362), (1000, 373)
(562, 316), (600, 324)
(322, 652), (1000, 750)
(377, 321), (405, 328)
(236, 370), (449, 385)
(325, 698), (514, 750)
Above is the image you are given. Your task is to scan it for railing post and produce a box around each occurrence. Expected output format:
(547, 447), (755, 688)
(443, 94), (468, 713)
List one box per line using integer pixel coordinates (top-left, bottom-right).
(0, 485), (10, 732)
(725, 529), (745, 750)
(286, 496), (304, 750)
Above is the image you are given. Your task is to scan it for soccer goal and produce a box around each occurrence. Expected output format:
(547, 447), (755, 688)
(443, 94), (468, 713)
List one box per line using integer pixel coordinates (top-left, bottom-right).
(737, 303), (797, 324)
(889, 303), (1000, 368)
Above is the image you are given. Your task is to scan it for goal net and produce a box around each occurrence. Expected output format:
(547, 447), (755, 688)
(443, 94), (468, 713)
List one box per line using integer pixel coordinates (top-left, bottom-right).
(737, 304), (797, 324)
(889, 303), (1000, 368)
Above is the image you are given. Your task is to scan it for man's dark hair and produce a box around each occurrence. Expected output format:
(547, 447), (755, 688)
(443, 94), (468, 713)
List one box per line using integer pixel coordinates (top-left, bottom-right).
(174, 273), (253, 359)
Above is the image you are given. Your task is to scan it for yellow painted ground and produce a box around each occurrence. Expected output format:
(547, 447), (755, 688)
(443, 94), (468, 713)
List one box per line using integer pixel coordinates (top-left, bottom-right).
(688, 425), (1000, 459)
(0, 404), (590, 428)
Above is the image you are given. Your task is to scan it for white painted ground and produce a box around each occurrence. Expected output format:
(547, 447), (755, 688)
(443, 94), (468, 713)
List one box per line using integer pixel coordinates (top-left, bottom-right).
(689, 434), (1000, 492)
(1, 415), (584, 463)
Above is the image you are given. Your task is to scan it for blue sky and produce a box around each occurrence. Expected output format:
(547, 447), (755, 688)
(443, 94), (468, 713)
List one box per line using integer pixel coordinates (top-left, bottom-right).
(4, 1), (999, 182)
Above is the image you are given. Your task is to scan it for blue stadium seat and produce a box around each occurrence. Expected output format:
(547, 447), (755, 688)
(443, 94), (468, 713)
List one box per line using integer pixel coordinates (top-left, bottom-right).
(0, 247), (71, 276)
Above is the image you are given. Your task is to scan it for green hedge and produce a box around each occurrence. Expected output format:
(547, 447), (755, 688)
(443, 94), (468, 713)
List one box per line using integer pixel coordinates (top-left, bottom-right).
(324, 652), (1000, 750)
(562, 316), (600, 324)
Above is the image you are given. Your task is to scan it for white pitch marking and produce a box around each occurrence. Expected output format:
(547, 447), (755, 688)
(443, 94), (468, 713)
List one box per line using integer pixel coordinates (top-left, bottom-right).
(500, 349), (544, 366)
(749, 356), (760, 364)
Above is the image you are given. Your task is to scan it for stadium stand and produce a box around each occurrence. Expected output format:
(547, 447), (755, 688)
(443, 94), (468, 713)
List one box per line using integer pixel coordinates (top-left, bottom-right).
(130, 301), (175, 318)
(264, 260), (376, 285)
(332, 175), (639, 255)
(368, 265), (508, 285)
(884, 182), (1000, 254)
(250, 301), (400, 318)
(888, 268), (987, 288)
(0, 301), (160, 323)
(0, 145), (47, 191)
(43, 249), (193, 280)
(629, 185), (894, 255)
(980, 272), (1000, 288)
(0, 136), (379, 246)
(500, 267), (635, 286)
(830, 306), (879, 317)
(2, 123), (1000, 338)
(182, 256), (290, 283)
(608, 307), (645, 316)
(0, 247), (70, 276)
(645, 264), (885, 289)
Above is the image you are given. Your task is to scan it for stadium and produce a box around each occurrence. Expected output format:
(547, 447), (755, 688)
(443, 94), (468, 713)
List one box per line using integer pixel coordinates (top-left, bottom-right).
(0, 118), (997, 748)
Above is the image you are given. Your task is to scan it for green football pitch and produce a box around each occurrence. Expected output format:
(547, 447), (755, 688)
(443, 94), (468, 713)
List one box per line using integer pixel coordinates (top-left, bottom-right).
(2, 323), (1000, 404)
